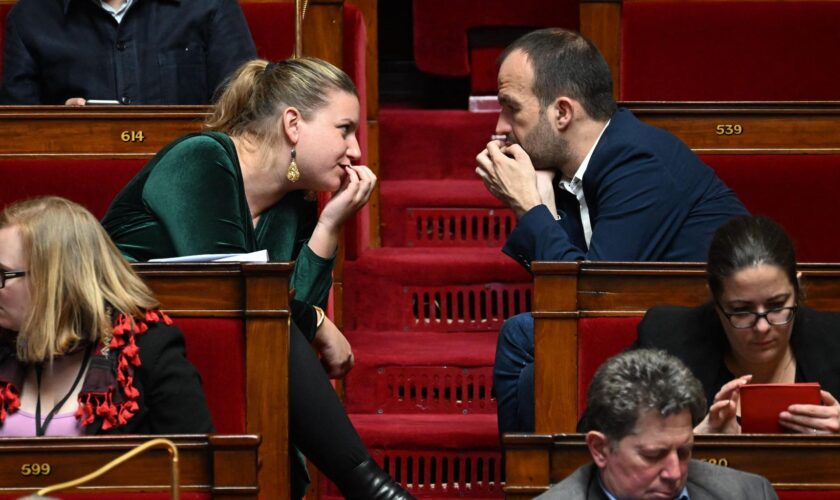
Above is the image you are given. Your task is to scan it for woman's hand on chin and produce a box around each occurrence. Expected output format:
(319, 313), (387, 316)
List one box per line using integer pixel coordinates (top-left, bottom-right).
(694, 374), (752, 434)
(779, 390), (840, 435)
(318, 165), (377, 231)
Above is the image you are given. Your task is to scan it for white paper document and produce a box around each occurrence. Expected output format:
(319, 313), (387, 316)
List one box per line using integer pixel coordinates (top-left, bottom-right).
(148, 249), (269, 263)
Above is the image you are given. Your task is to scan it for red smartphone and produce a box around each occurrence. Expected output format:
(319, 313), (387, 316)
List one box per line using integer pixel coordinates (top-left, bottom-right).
(739, 383), (822, 433)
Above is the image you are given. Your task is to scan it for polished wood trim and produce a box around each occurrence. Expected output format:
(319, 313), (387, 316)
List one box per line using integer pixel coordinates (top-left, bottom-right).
(244, 264), (291, 498)
(532, 262), (840, 432)
(135, 263), (292, 500)
(0, 106), (208, 158)
(580, 1), (622, 100)
(0, 434), (259, 498)
(505, 433), (840, 497)
(626, 101), (840, 154)
(347, 0), (381, 247)
(303, 0), (344, 68)
(3, 102), (840, 157)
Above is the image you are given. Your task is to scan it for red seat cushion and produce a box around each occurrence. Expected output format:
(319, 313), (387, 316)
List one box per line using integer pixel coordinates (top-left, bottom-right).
(701, 154), (840, 263)
(577, 317), (641, 415)
(0, 159), (145, 218)
(412, 0), (578, 77)
(176, 318), (246, 434)
(621, 1), (840, 100)
(240, 3), (295, 62)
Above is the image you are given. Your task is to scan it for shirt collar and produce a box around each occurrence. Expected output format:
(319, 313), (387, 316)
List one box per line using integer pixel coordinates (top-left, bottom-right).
(63, 0), (179, 15)
(560, 119), (611, 188)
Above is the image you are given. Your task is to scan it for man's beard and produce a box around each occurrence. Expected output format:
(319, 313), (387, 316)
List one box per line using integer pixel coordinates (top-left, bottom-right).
(517, 112), (570, 171)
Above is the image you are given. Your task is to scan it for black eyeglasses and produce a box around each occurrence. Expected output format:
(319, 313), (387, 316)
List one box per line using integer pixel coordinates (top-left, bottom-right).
(0, 270), (26, 289)
(715, 301), (798, 329)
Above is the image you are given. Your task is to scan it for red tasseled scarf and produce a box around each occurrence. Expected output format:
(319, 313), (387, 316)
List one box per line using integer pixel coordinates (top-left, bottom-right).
(0, 382), (20, 421)
(0, 310), (172, 431)
(74, 310), (172, 430)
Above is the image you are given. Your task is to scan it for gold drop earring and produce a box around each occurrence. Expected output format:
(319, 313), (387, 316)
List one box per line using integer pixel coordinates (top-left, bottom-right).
(287, 147), (300, 182)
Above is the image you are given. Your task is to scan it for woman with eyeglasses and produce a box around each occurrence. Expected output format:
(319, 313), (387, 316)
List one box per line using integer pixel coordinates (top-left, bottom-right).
(0, 197), (213, 436)
(634, 215), (840, 434)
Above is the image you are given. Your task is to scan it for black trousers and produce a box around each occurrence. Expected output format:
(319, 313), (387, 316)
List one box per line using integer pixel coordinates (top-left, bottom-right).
(289, 322), (369, 497)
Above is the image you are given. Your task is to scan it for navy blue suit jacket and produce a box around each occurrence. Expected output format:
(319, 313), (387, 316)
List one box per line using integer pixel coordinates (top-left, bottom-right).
(503, 109), (748, 267)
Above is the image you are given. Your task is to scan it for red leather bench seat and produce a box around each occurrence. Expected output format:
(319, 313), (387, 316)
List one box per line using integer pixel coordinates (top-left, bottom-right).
(577, 317), (641, 414)
(412, 0), (578, 94)
(701, 154), (840, 263)
(0, 159), (145, 218)
(621, 1), (840, 101)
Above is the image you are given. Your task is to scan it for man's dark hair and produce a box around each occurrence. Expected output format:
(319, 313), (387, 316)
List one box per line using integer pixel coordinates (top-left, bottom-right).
(499, 28), (617, 121)
(586, 349), (706, 443)
(707, 215), (799, 301)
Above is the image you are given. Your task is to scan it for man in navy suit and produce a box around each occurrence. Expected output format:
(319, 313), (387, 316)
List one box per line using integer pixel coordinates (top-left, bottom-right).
(475, 28), (748, 436)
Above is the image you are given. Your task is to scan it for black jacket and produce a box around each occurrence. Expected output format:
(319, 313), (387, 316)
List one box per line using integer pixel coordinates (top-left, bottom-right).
(0, 0), (256, 104)
(86, 321), (214, 434)
(635, 303), (840, 406)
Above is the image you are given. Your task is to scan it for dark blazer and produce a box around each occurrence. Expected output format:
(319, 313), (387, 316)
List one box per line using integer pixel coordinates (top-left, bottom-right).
(0, 0), (256, 104)
(85, 322), (214, 435)
(536, 461), (777, 499)
(635, 304), (840, 406)
(502, 109), (748, 268)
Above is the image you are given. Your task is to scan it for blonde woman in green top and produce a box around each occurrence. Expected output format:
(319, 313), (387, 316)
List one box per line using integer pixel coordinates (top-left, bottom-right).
(103, 58), (413, 500)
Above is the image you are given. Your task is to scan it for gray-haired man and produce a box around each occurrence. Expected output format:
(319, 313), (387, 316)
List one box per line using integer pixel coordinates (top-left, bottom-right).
(538, 349), (777, 499)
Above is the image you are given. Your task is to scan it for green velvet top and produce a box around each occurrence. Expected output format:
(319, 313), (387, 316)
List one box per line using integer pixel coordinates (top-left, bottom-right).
(102, 131), (334, 313)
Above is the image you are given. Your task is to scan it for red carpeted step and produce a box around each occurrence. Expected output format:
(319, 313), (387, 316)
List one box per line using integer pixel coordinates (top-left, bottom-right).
(380, 109), (499, 180)
(327, 414), (504, 498)
(344, 331), (497, 414)
(343, 248), (531, 332)
(380, 180), (514, 248)
(351, 413), (498, 448)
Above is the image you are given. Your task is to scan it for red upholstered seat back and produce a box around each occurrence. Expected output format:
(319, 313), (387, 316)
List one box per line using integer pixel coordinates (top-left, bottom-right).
(620, 1), (840, 101)
(0, 159), (145, 217)
(175, 318), (246, 434)
(412, 0), (578, 93)
(240, 3), (295, 62)
(577, 317), (641, 415)
(701, 154), (840, 263)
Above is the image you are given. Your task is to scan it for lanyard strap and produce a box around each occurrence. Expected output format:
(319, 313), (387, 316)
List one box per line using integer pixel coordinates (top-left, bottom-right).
(35, 345), (93, 437)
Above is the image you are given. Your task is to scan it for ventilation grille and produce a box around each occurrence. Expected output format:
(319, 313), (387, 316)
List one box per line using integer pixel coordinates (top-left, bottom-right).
(324, 450), (504, 497)
(375, 366), (495, 414)
(406, 208), (515, 247)
(406, 284), (531, 332)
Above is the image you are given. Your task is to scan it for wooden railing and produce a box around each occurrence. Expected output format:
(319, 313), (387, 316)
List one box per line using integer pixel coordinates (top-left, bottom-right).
(0, 434), (259, 498)
(531, 262), (840, 433)
(505, 433), (840, 499)
(136, 262), (292, 500)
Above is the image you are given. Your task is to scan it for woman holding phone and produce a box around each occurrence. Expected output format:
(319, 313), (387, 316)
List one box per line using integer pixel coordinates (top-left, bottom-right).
(634, 216), (840, 434)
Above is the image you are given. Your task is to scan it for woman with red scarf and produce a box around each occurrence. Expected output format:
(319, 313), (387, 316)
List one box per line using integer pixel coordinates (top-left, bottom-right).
(0, 196), (213, 435)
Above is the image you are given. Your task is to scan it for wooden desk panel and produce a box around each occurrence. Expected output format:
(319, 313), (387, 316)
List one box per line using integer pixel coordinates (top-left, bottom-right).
(0, 106), (208, 158)
(531, 262), (840, 433)
(134, 263), (291, 500)
(505, 433), (840, 499)
(627, 102), (840, 154)
(0, 434), (258, 498)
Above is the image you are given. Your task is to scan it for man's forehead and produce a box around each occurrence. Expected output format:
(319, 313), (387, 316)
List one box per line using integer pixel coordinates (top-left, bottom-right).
(623, 410), (694, 446)
(498, 49), (535, 94)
